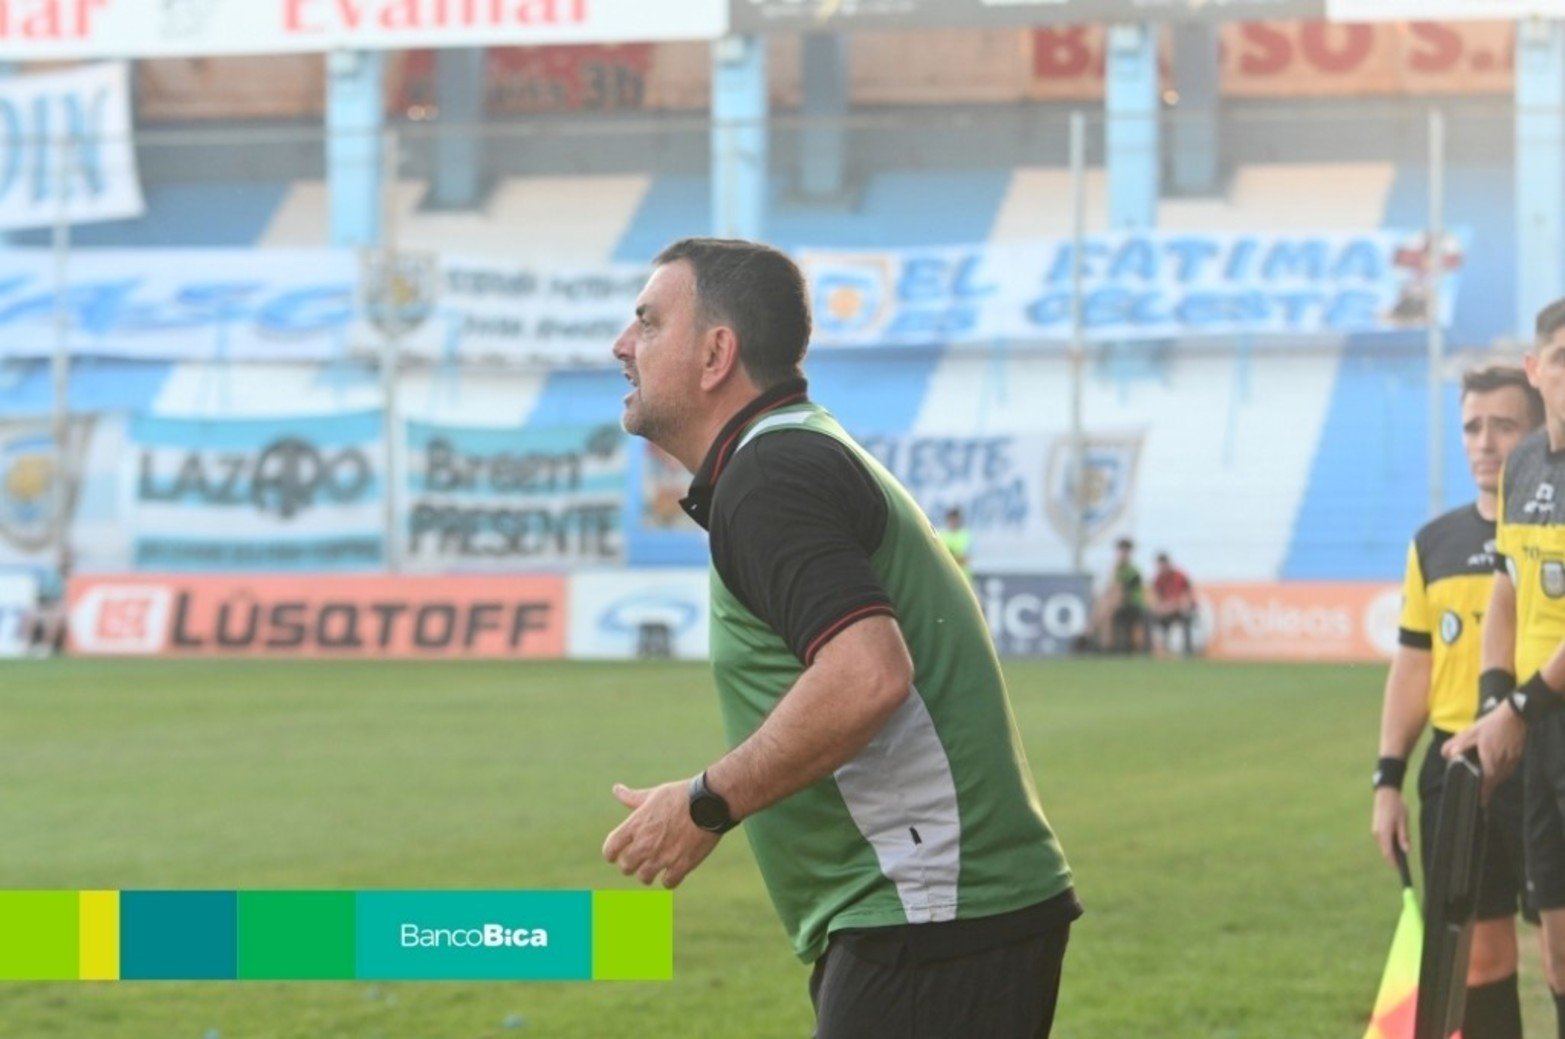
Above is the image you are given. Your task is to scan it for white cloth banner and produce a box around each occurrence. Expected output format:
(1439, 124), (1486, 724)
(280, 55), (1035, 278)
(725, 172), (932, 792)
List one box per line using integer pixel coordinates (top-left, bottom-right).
(0, 63), (143, 231)
(800, 229), (1463, 347)
(0, 1), (727, 59)
(1329, 0), (1565, 20)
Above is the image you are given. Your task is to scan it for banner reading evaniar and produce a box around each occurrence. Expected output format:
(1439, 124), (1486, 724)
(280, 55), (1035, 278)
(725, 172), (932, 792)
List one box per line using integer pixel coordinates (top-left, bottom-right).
(0, 1), (726, 59)
(803, 229), (1463, 348)
(66, 574), (567, 658)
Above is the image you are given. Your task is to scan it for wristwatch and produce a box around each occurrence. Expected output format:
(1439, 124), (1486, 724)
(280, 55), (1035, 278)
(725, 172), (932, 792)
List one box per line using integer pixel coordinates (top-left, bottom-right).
(688, 771), (738, 834)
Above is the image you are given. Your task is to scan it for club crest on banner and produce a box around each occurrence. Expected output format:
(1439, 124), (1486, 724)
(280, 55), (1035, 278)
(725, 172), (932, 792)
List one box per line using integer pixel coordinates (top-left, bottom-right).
(803, 254), (893, 340)
(0, 419), (92, 554)
(1044, 434), (1143, 545)
(360, 249), (439, 340)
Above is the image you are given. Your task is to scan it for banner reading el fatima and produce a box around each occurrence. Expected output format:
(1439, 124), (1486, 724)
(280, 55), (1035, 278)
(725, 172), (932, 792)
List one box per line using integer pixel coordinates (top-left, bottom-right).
(801, 229), (1462, 348)
(0, 63), (143, 230)
(404, 422), (628, 571)
(0, 1), (727, 60)
(127, 411), (385, 572)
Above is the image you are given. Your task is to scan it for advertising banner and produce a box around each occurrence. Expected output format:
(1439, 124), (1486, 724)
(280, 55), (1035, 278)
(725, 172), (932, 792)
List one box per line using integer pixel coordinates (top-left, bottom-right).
(126, 411), (385, 572)
(0, 1), (727, 60)
(972, 572), (1091, 658)
(0, 573), (37, 658)
(66, 574), (567, 659)
(0, 63), (143, 230)
(802, 230), (1462, 348)
(1198, 582), (1400, 662)
(567, 569), (709, 660)
(1031, 21), (1515, 101)
(404, 421), (627, 570)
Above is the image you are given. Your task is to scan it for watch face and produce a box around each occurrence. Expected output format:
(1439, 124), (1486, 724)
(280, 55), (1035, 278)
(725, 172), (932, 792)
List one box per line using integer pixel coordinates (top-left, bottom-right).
(691, 794), (729, 831)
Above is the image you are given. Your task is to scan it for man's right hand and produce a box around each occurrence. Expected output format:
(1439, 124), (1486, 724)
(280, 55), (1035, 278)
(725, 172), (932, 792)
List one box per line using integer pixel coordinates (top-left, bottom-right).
(1371, 787), (1410, 870)
(1443, 706), (1527, 801)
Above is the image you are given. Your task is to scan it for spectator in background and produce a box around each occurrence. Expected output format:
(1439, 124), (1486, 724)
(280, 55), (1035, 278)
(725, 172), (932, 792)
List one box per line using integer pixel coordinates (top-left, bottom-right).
(938, 506), (974, 584)
(1149, 552), (1197, 657)
(1090, 538), (1146, 654)
(29, 548), (71, 657)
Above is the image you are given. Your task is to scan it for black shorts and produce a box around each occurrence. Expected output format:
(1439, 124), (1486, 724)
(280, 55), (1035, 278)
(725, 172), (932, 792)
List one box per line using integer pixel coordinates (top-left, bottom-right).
(1420, 730), (1536, 924)
(809, 912), (1073, 1039)
(1524, 712), (1565, 912)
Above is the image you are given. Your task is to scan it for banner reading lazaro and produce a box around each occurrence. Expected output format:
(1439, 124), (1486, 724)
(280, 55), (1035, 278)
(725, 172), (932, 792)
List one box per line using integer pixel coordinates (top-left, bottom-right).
(801, 229), (1462, 348)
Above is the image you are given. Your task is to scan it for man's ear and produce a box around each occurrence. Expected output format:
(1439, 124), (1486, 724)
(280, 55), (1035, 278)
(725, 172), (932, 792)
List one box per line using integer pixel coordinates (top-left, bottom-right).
(700, 325), (744, 392)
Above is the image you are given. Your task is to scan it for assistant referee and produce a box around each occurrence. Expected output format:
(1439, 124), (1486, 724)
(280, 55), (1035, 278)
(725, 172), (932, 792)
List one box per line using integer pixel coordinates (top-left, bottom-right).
(1374, 365), (1542, 1039)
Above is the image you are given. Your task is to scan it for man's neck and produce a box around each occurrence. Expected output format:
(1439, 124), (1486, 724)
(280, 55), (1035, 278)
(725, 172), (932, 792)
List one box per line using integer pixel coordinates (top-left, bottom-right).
(1477, 491), (1498, 522)
(1550, 415), (1565, 454)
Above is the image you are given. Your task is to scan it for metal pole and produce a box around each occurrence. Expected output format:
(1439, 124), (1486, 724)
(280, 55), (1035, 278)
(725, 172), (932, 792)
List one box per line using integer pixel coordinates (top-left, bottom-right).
(381, 125), (403, 574)
(1427, 106), (1445, 521)
(50, 135), (73, 580)
(1068, 110), (1088, 574)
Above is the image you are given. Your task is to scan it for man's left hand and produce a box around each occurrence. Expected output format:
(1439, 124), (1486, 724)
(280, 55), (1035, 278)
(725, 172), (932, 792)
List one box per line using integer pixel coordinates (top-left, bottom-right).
(602, 780), (721, 889)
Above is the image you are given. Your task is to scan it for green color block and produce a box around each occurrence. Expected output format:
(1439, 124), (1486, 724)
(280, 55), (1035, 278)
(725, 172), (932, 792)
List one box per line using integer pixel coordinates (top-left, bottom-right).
(237, 892), (355, 980)
(592, 891), (672, 981)
(0, 891), (78, 980)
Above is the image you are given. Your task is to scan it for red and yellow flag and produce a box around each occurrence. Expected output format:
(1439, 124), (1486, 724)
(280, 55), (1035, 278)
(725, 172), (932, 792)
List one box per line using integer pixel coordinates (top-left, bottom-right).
(1364, 887), (1461, 1039)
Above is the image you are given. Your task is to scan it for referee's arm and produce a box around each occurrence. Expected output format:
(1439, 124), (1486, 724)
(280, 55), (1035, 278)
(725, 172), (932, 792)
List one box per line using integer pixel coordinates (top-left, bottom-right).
(1446, 567), (1530, 797)
(1373, 644), (1430, 868)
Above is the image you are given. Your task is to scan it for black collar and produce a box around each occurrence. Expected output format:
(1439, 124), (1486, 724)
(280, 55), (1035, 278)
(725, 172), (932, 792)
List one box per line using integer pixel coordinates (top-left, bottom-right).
(679, 377), (810, 531)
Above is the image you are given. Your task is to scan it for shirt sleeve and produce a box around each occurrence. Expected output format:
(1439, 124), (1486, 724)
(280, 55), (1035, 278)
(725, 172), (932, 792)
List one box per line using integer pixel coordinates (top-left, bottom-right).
(1495, 460), (1513, 575)
(1398, 540), (1432, 650)
(709, 430), (896, 665)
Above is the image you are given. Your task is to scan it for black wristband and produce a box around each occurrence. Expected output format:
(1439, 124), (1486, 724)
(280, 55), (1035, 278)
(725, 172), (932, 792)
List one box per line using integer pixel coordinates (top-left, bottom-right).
(1479, 668), (1517, 715)
(1373, 756), (1407, 791)
(1508, 672), (1565, 725)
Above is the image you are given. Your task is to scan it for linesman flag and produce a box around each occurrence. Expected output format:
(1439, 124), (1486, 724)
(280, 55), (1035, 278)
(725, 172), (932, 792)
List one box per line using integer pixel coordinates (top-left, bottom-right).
(1363, 847), (1461, 1039)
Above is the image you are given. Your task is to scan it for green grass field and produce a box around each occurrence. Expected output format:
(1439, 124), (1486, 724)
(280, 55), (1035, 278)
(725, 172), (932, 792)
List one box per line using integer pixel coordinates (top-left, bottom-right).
(0, 658), (1554, 1038)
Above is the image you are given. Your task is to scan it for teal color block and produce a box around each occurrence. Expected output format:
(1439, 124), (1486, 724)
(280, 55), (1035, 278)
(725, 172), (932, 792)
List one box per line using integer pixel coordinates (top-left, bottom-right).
(120, 891), (236, 980)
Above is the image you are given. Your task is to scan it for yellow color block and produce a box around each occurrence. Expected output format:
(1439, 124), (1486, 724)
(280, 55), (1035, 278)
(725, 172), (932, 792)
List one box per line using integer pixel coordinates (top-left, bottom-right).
(78, 891), (119, 981)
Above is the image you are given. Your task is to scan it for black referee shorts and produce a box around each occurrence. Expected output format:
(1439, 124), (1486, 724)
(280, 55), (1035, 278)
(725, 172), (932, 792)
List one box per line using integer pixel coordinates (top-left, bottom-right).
(809, 919), (1071, 1039)
(1524, 712), (1565, 912)
(1419, 729), (1536, 924)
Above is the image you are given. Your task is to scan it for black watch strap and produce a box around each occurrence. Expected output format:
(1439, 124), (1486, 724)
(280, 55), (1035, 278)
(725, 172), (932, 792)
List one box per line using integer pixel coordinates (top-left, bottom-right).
(1509, 672), (1565, 725)
(688, 771), (738, 834)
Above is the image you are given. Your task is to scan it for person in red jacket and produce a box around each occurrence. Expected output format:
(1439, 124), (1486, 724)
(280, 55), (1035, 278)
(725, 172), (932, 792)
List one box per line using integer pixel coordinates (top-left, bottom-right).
(1149, 552), (1196, 657)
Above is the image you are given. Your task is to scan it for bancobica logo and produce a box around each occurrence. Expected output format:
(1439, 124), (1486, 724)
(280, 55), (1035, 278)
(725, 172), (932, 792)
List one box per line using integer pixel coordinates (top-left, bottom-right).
(1439, 610), (1463, 645)
(400, 923), (548, 949)
(139, 438), (374, 519)
(1468, 539), (1498, 569)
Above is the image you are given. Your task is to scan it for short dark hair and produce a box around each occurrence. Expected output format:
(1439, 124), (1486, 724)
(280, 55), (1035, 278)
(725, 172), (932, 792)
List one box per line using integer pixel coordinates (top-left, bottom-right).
(1537, 297), (1565, 344)
(653, 237), (811, 388)
(1461, 364), (1544, 428)
(1115, 537), (1134, 551)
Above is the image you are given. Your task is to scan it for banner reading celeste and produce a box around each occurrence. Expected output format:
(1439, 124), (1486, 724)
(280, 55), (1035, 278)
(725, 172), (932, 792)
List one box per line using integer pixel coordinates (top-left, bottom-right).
(801, 229), (1464, 347)
(404, 421), (628, 571)
(126, 411), (385, 572)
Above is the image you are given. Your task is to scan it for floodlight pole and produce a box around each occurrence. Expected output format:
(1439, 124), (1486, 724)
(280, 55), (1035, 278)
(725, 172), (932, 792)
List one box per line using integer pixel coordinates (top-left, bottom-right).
(1068, 110), (1088, 574)
(1427, 106), (1445, 522)
(381, 124), (403, 574)
(51, 135), (73, 580)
